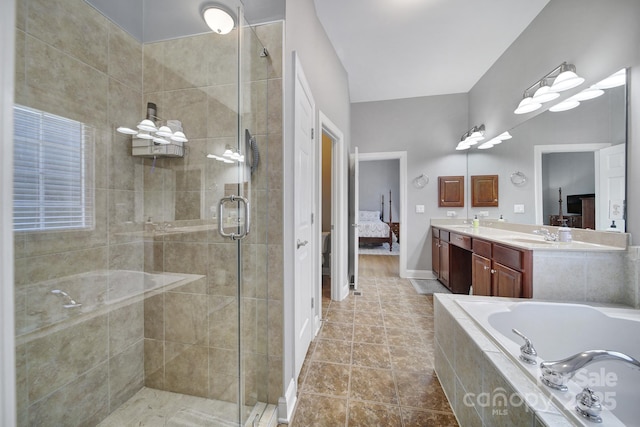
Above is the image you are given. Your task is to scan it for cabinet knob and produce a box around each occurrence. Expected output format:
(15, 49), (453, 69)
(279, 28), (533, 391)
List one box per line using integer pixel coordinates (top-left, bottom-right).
(484, 266), (490, 270)
(491, 269), (497, 274)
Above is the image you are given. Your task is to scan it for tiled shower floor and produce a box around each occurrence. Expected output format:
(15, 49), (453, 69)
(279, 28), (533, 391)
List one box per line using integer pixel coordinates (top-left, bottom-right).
(98, 387), (272, 427)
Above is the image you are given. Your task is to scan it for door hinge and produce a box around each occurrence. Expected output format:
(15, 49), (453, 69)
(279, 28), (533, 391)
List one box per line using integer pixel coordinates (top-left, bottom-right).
(311, 297), (314, 309)
(311, 213), (314, 224)
(311, 128), (314, 139)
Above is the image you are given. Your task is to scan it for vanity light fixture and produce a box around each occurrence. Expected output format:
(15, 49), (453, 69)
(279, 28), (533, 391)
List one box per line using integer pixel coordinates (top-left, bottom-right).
(202, 4), (235, 35)
(207, 145), (244, 163)
(549, 68), (626, 113)
(593, 68), (626, 89)
(514, 62), (584, 115)
(549, 63), (585, 92)
(116, 102), (188, 144)
(549, 97), (580, 112)
(455, 124), (485, 150)
(571, 86), (604, 102)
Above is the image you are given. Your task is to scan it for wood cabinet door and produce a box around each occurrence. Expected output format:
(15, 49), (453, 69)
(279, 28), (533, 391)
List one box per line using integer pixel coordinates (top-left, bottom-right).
(432, 235), (440, 278)
(438, 176), (464, 207)
(471, 253), (492, 296)
(471, 175), (499, 207)
(492, 263), (523, 298)
(439, 241), (450, 286)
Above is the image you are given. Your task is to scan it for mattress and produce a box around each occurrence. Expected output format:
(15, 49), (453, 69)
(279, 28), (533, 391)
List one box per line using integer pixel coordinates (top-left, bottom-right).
(358, 220), (390, 238)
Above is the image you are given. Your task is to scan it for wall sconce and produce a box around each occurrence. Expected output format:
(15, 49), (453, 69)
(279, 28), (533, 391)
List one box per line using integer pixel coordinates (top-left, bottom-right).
(207, 145), (245, 163)
(116, 102), (188, 144)
(514, 62), (585, 115)
(202, 4), (236, 35)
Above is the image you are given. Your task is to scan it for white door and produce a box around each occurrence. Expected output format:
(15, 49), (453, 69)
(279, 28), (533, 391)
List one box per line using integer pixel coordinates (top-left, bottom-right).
(293, 54), (315, 377)
(350, 147), (359, 290)
(598, 144), (626, 231)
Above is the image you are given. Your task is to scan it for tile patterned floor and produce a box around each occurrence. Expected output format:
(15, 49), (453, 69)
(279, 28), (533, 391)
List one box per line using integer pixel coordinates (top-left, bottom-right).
(287, 270), (459, 426)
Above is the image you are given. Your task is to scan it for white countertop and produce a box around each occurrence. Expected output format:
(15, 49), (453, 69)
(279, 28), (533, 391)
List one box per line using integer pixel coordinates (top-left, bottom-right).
(432, 221), (627, 252)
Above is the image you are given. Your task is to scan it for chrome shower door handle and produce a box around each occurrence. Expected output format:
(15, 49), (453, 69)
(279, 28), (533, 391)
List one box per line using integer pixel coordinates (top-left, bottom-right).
(218, 195), (250, 240)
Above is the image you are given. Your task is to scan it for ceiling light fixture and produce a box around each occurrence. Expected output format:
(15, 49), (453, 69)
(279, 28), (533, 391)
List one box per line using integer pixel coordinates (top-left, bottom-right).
(202, 4), (235, 35)
(514, 62), (584, 115)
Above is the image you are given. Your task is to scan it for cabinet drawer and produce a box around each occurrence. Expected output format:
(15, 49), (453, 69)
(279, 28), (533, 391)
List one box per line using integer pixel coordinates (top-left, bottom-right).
(472, 238), (492, 258)
(493, 244), (523, 271)
(440, 230), (450, 242)
(450, 232), (471, 250)
(432, 227), (440, 238)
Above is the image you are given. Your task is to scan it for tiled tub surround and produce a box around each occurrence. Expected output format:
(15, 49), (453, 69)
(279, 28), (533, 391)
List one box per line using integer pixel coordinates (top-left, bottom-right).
(434, 294), (640, 426)
(431, 219), (638, 308)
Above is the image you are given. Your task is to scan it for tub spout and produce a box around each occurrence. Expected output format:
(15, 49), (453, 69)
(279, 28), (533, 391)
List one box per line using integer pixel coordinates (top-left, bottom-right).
(540, 350), (640, 391)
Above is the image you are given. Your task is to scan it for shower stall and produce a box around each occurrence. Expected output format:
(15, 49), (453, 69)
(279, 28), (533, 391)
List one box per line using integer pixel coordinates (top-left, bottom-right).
(13, 0), (281, 425)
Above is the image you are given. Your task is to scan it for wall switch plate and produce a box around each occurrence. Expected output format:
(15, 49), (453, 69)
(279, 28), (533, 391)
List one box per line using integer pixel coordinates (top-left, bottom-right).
(514, 204), (525, 213)
(416, 204), (425, 213)
(479, 211), (489, 217)
(446, 211), (457, 217)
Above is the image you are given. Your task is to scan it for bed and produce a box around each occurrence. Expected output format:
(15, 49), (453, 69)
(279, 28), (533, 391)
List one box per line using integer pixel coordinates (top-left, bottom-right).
(359, 191), (394, 251)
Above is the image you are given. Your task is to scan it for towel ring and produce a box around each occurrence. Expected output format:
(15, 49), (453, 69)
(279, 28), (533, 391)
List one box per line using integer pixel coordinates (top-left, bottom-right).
(413, 174), (429, 189)
(510, 171), (527, 186)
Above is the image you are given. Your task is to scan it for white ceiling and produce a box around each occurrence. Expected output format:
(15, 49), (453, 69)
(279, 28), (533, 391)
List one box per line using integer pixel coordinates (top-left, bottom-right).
(85, 0), (551, 104)
(314, 0), (551, 103)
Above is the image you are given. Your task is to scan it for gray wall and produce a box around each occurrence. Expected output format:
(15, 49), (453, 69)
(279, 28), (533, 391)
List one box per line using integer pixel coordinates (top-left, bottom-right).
(359, 160), (400, 223)
(351, 94), (468, 272)
(282, 0), (352, 415)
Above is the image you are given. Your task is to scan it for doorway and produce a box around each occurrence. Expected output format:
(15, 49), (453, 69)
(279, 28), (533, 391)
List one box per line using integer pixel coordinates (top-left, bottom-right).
(351, 151), (407, 281)
(317, 112), (348, 305)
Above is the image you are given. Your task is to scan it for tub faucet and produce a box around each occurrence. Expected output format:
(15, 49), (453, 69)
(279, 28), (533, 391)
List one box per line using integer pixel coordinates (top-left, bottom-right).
(540, 349), (640, 391)
(51, 289), (82, 309)
(512, 328), (538, 365)
(533, 228), (558, 241)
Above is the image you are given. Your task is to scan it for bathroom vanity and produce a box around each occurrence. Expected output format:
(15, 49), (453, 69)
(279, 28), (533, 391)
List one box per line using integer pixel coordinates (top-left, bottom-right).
(431, 220), (629, 302)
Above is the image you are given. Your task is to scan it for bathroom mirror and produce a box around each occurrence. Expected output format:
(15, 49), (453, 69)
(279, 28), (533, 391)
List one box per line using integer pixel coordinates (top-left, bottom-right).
(466, 69), (627, 231)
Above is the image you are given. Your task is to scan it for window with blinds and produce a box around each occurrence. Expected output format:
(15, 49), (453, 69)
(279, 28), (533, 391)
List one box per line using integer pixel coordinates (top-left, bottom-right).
(13, 105), (95, 232)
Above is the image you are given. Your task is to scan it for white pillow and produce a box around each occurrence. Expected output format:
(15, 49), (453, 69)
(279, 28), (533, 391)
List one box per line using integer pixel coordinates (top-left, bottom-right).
(359, 211), (380, 221)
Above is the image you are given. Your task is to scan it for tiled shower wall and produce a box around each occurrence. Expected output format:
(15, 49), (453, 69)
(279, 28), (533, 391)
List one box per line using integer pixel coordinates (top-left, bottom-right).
(13, 0), (284, 424)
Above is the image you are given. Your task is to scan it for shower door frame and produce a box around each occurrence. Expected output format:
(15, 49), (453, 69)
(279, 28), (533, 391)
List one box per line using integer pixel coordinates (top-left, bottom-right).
(0, 0), (17, 425)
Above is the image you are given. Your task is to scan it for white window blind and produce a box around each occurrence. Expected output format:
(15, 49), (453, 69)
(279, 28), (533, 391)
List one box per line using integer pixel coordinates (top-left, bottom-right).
(13, 105), (94, 231)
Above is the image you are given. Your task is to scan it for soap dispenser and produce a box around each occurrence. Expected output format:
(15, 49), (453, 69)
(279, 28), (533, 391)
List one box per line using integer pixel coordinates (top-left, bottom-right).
(558, 220), (572, 243)
(472, 215), (480, 228)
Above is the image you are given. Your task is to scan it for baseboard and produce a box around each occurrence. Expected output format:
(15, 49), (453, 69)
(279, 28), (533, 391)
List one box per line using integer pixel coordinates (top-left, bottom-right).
(277, 378), (297, 424)
(405, 269), (437, 280)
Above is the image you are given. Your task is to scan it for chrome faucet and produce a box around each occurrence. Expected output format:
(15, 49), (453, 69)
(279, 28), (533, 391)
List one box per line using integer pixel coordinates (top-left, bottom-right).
(533, 228), (558, 241)
(540, 349), (640, 391)
(512, 328), (538, 365)
(51, 289), (82, 309)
